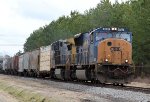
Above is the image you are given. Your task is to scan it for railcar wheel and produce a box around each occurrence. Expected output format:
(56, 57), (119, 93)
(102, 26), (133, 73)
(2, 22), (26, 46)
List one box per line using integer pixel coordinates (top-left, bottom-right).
(55, 69), (65, 80)
(97, 73), (107, 83)
(23, 71), (28, 77)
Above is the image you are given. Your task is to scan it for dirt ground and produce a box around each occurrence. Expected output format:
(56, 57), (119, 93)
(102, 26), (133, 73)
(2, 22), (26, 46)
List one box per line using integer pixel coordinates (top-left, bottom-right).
(127, 77), (150, 88)
(0, 74), (150, 102)
(0, 74), (111, 102)
(0, 91), (18, 102)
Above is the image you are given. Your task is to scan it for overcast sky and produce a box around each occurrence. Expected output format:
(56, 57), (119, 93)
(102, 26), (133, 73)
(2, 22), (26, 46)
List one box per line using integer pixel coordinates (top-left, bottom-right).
(0, 0), (127, 56)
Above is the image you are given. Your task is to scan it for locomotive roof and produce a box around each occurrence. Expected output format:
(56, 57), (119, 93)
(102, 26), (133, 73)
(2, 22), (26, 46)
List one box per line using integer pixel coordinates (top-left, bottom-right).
(89, 27), (130, 35)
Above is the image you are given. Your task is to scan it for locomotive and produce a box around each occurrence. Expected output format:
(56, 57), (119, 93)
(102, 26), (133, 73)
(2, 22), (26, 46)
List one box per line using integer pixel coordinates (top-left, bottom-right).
(1, 27), (134, 84)
(50, 27), (134, 83)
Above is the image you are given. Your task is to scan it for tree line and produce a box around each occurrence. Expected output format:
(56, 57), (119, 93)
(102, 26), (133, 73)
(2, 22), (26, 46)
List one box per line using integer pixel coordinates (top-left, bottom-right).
(24, 0), (150, 70)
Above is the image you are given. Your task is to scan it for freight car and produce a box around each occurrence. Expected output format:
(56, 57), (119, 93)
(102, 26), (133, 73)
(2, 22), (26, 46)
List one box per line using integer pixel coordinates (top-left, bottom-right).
(39, 46), (51, 77)
(1, 27), (134, 84)
(11, 55), (19, 75)
(18, 48), (50, 77)
(2, 55), (12, 74)
(0, 56), (3, 72)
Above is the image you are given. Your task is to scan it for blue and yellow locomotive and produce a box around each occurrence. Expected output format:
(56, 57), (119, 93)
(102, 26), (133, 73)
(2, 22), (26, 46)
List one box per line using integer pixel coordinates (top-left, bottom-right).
(90, 27), (133, 83)
(50, 27), (134, 84)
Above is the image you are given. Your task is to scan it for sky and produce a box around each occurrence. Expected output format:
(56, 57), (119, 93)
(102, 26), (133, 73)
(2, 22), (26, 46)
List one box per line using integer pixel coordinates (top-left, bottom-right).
(0, 0), (127, 56)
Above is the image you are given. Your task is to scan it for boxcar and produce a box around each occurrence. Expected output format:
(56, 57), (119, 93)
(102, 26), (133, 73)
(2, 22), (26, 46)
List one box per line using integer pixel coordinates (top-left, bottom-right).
(39, 45), (51, 77)
(11, 55), (19, 75)
(18, 55), (24, 75)
(30, 49), (40, 77)
(2, 55), (11, 74)
(22, 52), (31, 76)
(0, 57), (3, 72)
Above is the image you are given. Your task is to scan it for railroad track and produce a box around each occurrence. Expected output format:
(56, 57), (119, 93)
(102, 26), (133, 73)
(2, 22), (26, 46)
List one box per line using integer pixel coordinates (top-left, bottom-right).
(1, 74), (150, 94)
(48, 77), (150, 94)
(121, 86), (150, 94)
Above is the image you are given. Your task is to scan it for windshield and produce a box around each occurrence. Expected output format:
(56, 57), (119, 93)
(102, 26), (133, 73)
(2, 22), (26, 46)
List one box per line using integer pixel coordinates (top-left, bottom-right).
(96, 32), (131, 42)
(96, 32), (112, 41)
(114, 32), (131, 42)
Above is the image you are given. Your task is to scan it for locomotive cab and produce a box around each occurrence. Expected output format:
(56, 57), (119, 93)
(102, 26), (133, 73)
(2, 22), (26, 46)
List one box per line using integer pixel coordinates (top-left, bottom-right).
(90, 27), (134, 84)
(97, 31), (132, 65)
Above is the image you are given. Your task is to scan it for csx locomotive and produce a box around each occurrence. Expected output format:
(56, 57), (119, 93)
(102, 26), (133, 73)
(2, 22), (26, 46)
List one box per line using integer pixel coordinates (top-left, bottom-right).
(1, 27), (134, 84)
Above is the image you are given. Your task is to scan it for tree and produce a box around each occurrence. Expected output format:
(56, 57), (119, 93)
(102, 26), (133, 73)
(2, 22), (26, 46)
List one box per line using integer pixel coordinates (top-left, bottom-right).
(24, 0), (150, 67)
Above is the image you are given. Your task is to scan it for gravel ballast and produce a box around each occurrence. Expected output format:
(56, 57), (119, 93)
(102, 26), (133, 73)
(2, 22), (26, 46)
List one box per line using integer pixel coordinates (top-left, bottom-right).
(1, 74), (150, 102)
(24, 77), (150, 102)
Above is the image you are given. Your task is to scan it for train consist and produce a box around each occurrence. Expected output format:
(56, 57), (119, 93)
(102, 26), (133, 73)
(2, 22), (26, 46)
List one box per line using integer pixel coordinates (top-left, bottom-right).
(0, 27), (134, 84)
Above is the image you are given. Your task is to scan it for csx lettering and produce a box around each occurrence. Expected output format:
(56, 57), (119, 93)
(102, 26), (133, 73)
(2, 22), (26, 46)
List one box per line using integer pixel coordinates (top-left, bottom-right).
(110, 47), (120, 51)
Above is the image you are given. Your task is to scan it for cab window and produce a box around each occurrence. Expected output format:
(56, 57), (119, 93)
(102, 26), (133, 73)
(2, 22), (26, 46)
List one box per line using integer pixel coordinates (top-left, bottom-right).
(115, 32), (131, 42)
(90, 32), (94, 43)
(96, 32), (112, 41)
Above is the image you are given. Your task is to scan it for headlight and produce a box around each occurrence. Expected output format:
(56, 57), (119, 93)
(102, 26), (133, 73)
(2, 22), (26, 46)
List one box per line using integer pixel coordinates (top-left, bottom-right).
(112, 28), (115, 30)
(105, 59), (108, 62)
(125, 59), (128, 63)
(111, 27), (117, 31)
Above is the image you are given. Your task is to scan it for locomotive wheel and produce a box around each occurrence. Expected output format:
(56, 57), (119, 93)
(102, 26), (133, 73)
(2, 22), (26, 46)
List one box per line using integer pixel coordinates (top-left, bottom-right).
(64, 70), (71, 81)
(96, 73), (107, 83)
(23, 71), (28, 77)
(33, 73), (37, 77)
(50, 69), (55, 79)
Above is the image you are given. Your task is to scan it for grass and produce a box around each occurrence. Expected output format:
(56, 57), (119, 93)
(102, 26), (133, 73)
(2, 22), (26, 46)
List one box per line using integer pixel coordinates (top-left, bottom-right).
(0, 82), (53, 102)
